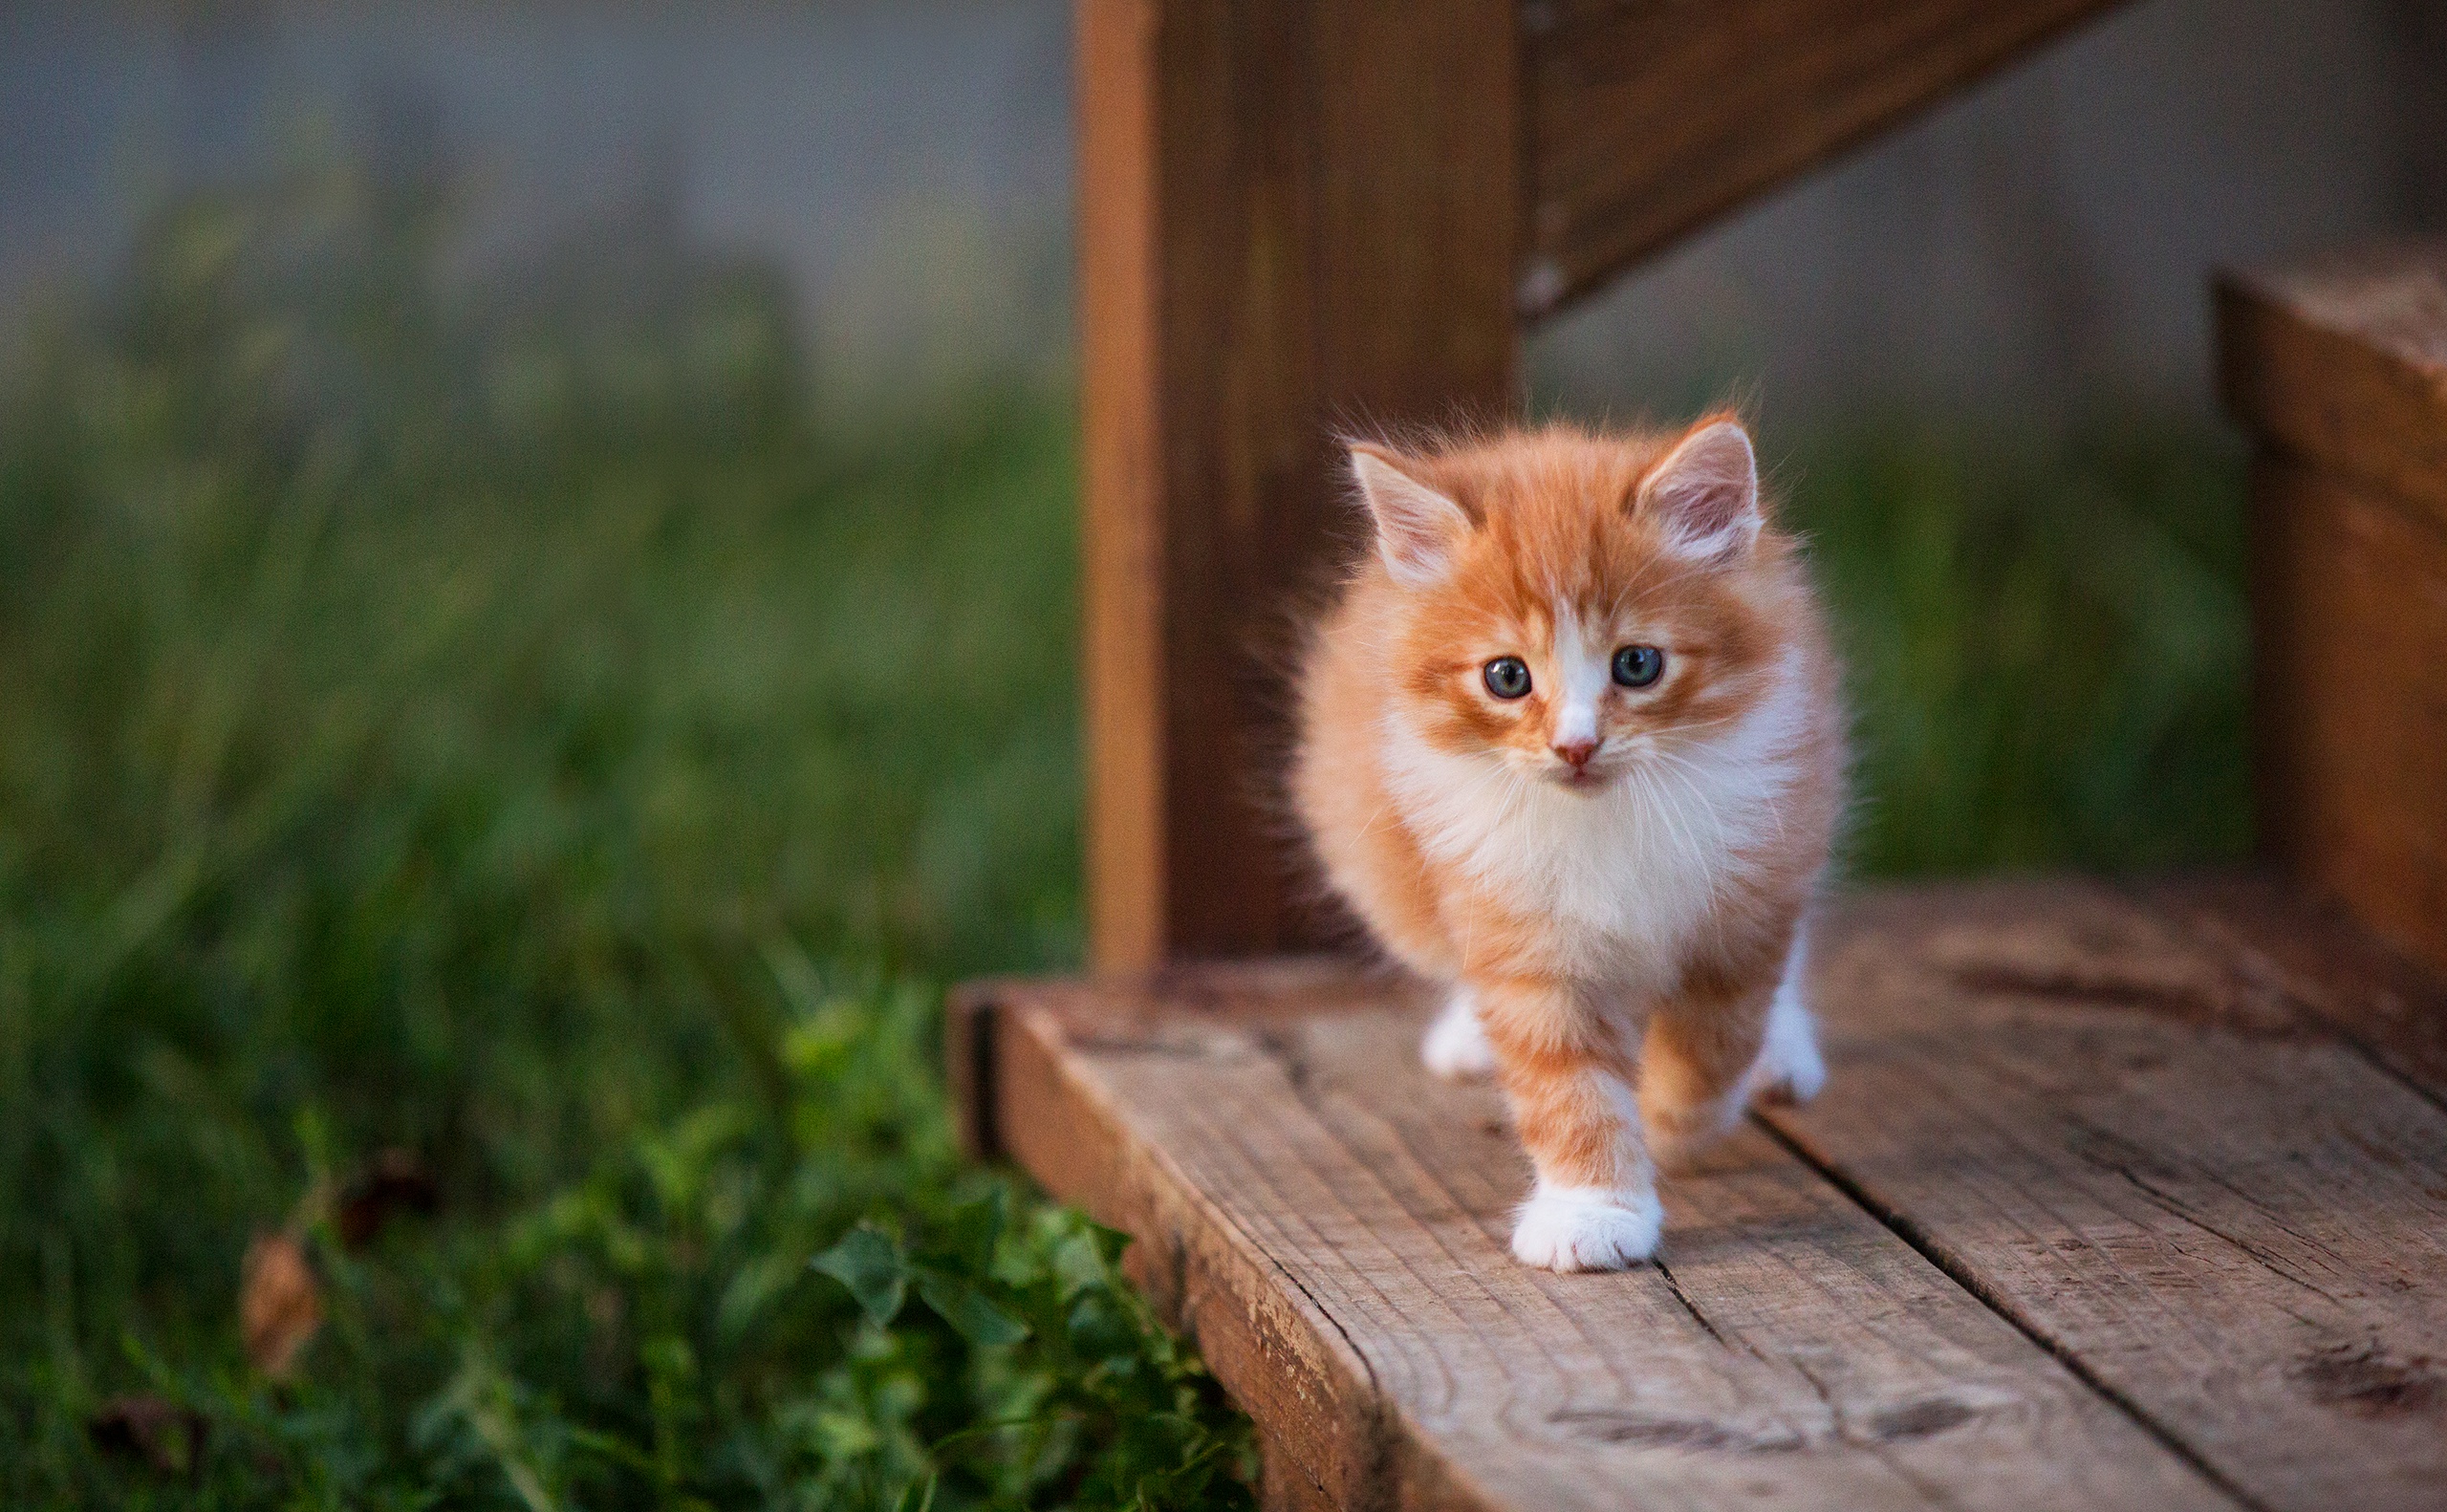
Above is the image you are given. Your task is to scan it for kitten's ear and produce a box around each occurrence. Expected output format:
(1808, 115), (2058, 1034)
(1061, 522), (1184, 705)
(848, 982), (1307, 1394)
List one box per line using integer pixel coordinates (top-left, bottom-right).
(1350, 443), (1471, 587)
(1635, 420), (1761, 563)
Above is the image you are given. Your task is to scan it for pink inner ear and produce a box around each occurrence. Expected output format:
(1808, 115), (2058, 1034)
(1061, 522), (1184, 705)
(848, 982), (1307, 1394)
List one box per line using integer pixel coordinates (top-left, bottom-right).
(1352, 445), (1471, 587)
(1641, 423), (1758, 547)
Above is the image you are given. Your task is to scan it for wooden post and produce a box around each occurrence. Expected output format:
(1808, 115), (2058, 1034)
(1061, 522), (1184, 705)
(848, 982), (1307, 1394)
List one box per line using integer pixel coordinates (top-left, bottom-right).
(2219, 245), (2447, 978)
(1077, 0), (1523, 968)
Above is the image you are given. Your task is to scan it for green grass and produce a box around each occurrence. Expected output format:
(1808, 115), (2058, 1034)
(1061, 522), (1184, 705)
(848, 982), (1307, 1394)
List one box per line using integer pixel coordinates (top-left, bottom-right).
(0, 168), (2248, 1507)
(1790, 417), (2251, 874)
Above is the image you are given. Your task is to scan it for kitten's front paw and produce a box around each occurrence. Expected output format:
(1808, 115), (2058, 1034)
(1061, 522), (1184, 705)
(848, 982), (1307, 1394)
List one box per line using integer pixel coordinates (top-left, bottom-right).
(1420, 987), (1495, 1080)
(1509, 1182), (1661, 1271)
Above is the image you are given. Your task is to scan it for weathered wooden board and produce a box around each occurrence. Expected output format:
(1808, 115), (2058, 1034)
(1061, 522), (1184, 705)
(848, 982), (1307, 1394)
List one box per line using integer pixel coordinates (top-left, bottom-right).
(1522, 0), (2132, 313)
(2219, 244), (2447, 533)
(2221, 247), (2447, 976)
(2145, 872), (2447, 1102)
(1076, 0), (1521, 968)
(956, 959), (2234, 1510)
(2220, 247), (2447, 979)
(1768, 880), (2447, 1512)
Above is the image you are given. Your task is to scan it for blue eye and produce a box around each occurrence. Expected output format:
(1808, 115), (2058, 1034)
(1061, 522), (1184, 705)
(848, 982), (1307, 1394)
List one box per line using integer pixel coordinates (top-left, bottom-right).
(1483, 657), (1531, 699)
(1612, 645), (1664, 688)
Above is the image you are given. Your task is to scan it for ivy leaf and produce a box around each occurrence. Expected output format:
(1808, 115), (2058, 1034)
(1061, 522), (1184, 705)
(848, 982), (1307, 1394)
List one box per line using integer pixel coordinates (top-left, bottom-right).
(931, 1187), (1008, 1272)
(1050, 1227), (1109, 1300)
(811, 1224), (907, 1326)
(914, 1268), (1029, 1348)
(1067, 1289), (1138, 1367)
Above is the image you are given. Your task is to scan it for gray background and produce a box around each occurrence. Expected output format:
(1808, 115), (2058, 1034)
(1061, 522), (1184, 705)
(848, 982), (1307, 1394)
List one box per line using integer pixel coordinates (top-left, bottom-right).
(3, 0), (2440, 428)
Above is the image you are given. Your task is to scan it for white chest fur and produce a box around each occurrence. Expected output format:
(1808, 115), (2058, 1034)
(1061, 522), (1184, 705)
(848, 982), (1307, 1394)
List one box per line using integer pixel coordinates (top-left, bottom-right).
(1380, 653), (1814, 984)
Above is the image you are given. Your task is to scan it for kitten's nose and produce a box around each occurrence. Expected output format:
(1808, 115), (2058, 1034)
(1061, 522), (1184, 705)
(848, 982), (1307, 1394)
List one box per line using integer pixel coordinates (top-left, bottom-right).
(1552, 736), (1599, 769)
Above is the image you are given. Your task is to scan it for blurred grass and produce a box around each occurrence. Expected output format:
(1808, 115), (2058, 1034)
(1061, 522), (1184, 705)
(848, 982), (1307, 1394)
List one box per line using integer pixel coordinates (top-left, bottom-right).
(0, 167), (2246, 1507)
(1791, 416), (2250, 874)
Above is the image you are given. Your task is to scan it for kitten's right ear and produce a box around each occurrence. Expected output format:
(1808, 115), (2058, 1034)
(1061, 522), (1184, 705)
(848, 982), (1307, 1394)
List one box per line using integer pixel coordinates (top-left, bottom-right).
(1350, 443), (1470, 588)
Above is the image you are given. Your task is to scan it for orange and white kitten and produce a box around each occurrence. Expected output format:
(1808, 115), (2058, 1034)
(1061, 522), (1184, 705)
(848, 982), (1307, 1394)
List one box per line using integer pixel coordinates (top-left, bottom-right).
(1292, 417), (1844, 1272)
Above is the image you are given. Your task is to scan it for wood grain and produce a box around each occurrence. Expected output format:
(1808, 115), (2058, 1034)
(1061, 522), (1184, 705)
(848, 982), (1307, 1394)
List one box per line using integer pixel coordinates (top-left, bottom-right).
(2220, 248), (2447, 979)
(1521, 0), (2131, 313)
(2142, 872), (2447, 1103)
(1076, 0), (1521, 967)
(2247, 459), (2447, 979)
(1770, 880), (2447, 1512)
(962, 958), (2233, 1509)
(2218, 244), (2447, 533)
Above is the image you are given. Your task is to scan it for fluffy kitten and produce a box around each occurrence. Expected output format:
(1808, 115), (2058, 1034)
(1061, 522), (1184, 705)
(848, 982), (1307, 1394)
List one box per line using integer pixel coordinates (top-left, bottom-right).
(1291, 417), (1843, 1272)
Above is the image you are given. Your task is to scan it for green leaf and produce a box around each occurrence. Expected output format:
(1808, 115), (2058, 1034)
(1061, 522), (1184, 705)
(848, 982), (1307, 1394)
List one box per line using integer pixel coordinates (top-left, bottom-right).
(933, 1186), (1008, 1271)
(812, 1224), (907, 1327)
(1050, 1227), (1109, 1299)
(914, 1268), (1029, 1349)
(1067, 1290), (1138, 1366)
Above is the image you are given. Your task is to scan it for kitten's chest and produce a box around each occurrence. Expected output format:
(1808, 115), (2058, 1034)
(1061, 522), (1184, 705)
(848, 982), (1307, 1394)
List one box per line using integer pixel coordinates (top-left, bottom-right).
(1393, 745), (1799, 986)
(1467, 794), (1731, 962)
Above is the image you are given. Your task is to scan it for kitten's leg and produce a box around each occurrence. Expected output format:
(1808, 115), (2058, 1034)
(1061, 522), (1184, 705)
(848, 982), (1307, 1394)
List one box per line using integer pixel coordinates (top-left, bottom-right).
(1478, 980), (1660, 1271)
(1420, 983), (1495, 1080)
(1745, 924), (1826, 1106)
(1639, 962), (1780, 1170)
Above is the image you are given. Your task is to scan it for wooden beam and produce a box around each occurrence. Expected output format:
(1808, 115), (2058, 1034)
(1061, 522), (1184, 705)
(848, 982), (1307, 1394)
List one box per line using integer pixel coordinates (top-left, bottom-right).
(2219, 246), (2447, 533)
(1520, 0), (2131, 315)
(1077, 0), (1521, 967)
(2219, 245), (2447, 978)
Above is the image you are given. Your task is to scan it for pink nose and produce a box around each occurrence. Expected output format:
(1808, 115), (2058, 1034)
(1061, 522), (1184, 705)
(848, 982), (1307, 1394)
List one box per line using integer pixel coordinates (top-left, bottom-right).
(1552, 737), (1598, 769)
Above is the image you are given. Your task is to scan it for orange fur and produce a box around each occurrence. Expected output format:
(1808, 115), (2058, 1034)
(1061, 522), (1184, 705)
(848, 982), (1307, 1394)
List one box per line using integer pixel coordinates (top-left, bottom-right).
(1291, 417), (1845, 1270)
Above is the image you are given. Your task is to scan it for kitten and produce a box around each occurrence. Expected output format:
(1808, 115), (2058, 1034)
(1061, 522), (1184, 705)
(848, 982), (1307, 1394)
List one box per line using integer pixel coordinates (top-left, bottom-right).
(1291, 416), (1843, 1272)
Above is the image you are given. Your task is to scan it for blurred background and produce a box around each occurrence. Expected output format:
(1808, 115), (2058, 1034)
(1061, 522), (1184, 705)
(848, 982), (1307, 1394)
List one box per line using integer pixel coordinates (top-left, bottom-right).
(1, 1), (2437, 1504)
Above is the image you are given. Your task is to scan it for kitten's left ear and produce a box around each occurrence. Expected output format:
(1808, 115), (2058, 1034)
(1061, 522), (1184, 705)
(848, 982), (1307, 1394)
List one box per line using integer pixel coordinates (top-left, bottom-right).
(1635, 420), (1761, 564)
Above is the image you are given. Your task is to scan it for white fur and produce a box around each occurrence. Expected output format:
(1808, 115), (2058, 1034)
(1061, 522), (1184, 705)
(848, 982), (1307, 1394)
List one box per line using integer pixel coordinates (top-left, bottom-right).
(1548, 607), (1609, 753)
(1743, 925), (1826, 1104)
(1420, 984), (1495, 1079)
(1510, 1177), (1662, 1270)
(1379, 645), (1813, 987)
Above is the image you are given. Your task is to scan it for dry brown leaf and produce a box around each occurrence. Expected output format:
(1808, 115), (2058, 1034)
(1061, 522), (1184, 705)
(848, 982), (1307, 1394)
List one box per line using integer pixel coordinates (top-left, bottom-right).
(239, 1229), (322, 1378)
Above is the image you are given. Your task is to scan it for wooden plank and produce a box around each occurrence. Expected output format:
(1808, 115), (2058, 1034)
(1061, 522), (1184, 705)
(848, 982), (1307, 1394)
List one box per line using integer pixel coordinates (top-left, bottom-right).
(1521, 0), (2130, 313)
(958, 963), (2234, 1510)
(1769, 880), (2447, 1512)
(1076, 0), (1521, 967)
(2220, 248), (2447, 978)
(2218, 244), (2447, 533)
(2247, 459), (2447, 978)
(2144, 871), (2447, 1104)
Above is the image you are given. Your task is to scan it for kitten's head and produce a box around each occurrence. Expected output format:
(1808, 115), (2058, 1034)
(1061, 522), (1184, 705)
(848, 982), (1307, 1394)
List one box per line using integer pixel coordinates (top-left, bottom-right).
(1348, 418), (1800, 793)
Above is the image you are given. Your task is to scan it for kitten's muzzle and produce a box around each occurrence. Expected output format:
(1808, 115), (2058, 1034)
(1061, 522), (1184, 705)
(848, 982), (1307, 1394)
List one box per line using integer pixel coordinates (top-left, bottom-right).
(1549, 737), (1611, 790)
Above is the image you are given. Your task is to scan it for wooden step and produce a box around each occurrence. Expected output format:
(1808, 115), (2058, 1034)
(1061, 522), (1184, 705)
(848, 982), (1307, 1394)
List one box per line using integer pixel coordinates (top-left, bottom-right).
(2219, 241), (2447, 979)
(951, 875), (2447, 1511)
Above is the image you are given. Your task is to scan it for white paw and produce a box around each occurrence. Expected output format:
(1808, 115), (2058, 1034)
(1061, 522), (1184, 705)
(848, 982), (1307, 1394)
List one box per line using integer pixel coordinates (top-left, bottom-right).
(1420, 985), (1495, 1080)
(1747, 962), (1826, 1107)
(1509, 1181), (1662, 1271)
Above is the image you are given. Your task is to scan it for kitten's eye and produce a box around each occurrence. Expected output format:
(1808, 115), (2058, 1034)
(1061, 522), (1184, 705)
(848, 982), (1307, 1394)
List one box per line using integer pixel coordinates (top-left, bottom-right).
(1483, 656), (1532, 700)
(1612, 644), (1665, 688)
